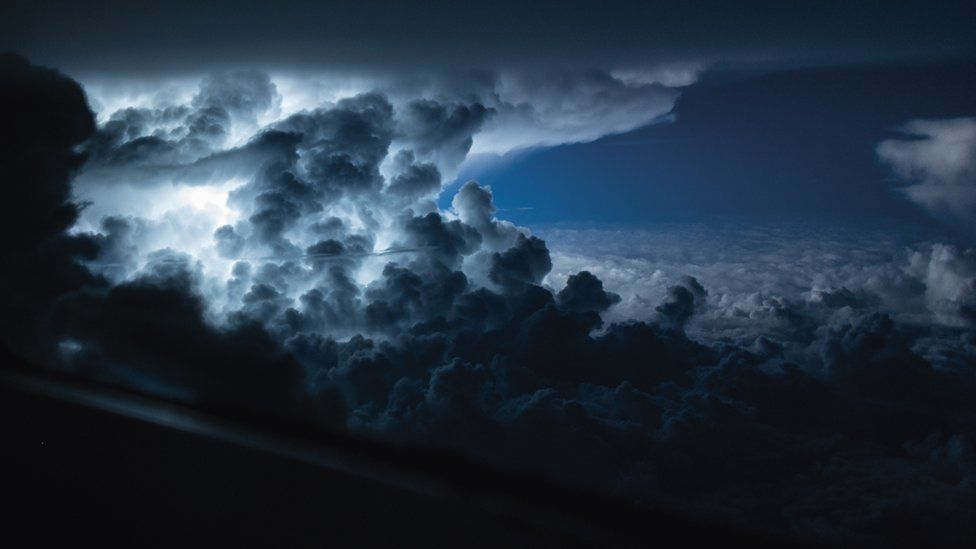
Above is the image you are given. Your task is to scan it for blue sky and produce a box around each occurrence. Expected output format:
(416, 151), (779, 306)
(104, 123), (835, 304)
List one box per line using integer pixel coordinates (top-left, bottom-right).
(446, 60), (976, 237)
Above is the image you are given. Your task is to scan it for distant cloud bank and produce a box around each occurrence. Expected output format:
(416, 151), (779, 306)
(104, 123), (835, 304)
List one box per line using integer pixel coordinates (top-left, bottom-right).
(878, 117), (976, 232)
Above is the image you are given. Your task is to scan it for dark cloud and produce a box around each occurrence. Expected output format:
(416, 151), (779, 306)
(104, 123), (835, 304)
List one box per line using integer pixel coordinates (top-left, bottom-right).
(275, 93), (393, 197)
(385, 150), (441, 200)
(401, 212), (482, 271)
(557, 270), (622, 313)
(0, 53), (94, 249)
(488, 234), (552, 291)
(397, 99), (492, 172)
(0, 53), (100, 360)
(655, 275), (707, 329)
(52, 269), (330, 420)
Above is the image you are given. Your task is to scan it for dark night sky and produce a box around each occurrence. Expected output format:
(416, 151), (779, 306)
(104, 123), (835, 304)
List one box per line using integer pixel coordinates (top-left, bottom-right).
(3, 1), (975, 74)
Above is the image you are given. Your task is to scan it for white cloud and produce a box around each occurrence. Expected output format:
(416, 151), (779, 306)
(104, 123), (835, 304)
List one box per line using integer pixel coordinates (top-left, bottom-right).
(878, 117), (976, 231)
(611, 63), (706, 87)
(540, 222), (972, 338)
(471, 69), (686, 154)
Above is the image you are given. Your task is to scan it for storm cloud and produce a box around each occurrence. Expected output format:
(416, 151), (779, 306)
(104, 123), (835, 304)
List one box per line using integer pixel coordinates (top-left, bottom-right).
(2, 54), (975, 546)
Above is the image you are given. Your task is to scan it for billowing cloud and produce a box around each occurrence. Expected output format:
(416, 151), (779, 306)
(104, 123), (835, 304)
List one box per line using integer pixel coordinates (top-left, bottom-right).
(80, 66), (695, 164)
(3, 55), (976, 546)
(878, 117), (976, 231)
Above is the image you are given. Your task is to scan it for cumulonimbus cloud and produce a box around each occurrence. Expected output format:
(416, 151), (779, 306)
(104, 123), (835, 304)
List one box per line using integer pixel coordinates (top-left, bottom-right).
(3, 54), (976, 546)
